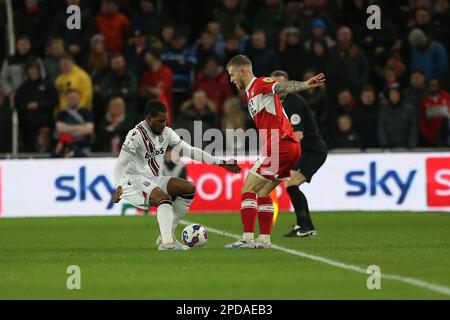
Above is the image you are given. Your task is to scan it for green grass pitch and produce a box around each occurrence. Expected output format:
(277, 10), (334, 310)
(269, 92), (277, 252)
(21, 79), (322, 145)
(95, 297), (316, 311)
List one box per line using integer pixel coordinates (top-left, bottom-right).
(0, 212), (449, 299)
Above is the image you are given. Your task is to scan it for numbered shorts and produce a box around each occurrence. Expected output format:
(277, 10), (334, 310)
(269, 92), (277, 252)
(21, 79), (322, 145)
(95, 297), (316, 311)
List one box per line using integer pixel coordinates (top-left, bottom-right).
(121, 175), (171, 209)
(250, 140), (301, 181)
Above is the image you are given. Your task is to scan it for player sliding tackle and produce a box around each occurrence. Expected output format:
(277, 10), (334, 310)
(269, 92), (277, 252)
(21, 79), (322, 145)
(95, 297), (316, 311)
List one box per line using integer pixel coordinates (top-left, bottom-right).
(112, 101), (241, 251)
(225, 55), (325, 249)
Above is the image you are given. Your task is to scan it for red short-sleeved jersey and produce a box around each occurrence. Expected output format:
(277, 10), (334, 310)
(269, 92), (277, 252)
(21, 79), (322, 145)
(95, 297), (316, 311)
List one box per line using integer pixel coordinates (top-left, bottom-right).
(245, 77), (299, 150)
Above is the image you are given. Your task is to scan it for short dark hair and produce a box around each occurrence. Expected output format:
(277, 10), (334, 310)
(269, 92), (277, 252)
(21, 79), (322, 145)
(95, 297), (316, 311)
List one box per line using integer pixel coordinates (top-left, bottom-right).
(145, 100), (167, 118)
(226, 55), (252, 70)
(271, 70), (289, 80)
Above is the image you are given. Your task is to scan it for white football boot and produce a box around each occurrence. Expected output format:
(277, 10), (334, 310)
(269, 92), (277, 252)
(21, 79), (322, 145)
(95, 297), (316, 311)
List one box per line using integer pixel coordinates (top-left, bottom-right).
(225, 239), (257, 249)
(158, 241), (190, 251)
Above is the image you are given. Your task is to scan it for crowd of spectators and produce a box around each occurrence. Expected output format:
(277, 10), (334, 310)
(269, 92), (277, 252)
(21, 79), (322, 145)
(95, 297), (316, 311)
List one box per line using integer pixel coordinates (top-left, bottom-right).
(1, 0), (450, 157)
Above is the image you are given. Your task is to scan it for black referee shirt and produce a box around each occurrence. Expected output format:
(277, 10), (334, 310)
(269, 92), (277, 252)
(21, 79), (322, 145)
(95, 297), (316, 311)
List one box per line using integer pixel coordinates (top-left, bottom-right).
(282, 93), (327, 152)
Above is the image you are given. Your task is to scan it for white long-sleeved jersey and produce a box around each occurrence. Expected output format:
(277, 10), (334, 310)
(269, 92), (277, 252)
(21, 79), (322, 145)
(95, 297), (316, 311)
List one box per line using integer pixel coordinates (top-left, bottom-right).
(114, 121), (222, 187)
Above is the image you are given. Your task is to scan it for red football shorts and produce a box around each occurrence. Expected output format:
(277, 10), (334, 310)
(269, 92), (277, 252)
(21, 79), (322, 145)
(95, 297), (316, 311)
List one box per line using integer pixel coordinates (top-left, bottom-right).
(250, 139), (301, 181)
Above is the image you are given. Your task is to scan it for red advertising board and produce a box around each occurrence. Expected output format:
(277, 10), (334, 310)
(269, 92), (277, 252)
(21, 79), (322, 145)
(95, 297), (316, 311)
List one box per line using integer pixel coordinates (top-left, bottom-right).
(426, 157), (450, 207)
(186, 161), (292, 212)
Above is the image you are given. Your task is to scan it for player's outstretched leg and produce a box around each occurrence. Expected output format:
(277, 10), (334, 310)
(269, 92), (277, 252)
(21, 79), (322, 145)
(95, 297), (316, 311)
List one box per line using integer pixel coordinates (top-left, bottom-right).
(255, 195), (274, 248)
(150, 187), (189, 251)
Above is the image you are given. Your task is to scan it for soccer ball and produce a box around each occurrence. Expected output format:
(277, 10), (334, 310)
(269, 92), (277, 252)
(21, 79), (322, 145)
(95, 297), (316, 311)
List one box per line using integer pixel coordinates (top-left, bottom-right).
(181, 224), (208, 247)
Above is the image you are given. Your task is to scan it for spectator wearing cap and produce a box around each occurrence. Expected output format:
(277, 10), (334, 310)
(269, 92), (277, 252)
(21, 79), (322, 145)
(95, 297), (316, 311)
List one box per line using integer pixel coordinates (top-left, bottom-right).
(409, 28), (448, 80)
(140, 48), (173, 117)
(15, 59), (58, 152)
(100, 54), (138, 120)
(304, 19), (335, 51)
(1, 35), (46, 99)
(328, 26), (370, 96)
(54, 54), (93, 114)
(95, 0), (130, 53)
(192, 55), (233, 113)
(293, 0), (332, 42)
(378, 88), (417, 149)
(55, 90), (95, 157)
(0, 87), (12, 153)
(245, 30), (279, 77)
(278, 27), (308, 81)
(160, 29), (197, 92)
(49, 0), (95, 65)
(124, 27), (149, 79)
(131, 0), (163, 38)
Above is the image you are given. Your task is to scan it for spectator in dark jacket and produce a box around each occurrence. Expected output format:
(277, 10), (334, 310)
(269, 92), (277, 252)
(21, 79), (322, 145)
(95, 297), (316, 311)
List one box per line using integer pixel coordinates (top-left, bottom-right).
(409, 28), (448, 80)
(245, 30), (279, 77)
(14, 0), (52, 57)
(329, 114), (363, 149)
(328, 26), (370, 96)
(378, 88), (417, 149)
(351, 85), (379, 149)
(278, 27), (308, 81)
(100, 54), (138, 118)
(214, 0), (248, 37)
(96, 97), (133, 153)
(1, 35), (45, 98)
(43, 37), (66, 83)
(15, 60), (58, 152)
(176, 89), (219, 147)
(161, 30), (197, 92)
(0, 87), (12, 153)
(130, 0), (163, 38)
(403, 70), (427, 110)
(252, 0), (292, 47)
(49, 0), (95, 65)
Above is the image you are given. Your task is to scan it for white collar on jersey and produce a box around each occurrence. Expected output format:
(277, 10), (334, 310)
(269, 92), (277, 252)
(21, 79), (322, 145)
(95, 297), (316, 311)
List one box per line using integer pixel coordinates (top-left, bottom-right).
(245, 77), (257, 95)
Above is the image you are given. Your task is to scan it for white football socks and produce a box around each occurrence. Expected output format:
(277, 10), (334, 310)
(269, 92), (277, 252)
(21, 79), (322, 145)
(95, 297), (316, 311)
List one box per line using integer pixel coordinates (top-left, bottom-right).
(157, 200), (174, 245)
(172, 194), (194, 230)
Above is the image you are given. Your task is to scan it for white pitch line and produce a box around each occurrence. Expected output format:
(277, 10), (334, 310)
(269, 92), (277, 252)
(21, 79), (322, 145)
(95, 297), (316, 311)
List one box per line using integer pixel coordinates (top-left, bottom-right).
(180, 220), (450, 297)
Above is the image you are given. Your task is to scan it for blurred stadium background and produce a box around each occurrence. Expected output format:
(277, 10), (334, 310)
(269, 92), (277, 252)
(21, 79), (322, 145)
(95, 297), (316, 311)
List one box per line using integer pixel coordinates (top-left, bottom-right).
(0, 0), (449, 299)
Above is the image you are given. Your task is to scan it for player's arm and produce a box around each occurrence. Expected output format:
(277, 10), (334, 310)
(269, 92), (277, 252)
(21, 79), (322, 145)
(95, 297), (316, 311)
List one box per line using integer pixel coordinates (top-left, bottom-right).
(295, 131), (304, 141)
(175, 140), (241, 173)
(112, 150), (132, 203)
(273, 73), (326, 94)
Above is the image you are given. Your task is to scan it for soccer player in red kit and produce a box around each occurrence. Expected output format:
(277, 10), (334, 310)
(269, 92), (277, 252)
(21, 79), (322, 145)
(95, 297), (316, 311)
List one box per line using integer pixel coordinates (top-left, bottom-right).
(225, 55), (325, 249)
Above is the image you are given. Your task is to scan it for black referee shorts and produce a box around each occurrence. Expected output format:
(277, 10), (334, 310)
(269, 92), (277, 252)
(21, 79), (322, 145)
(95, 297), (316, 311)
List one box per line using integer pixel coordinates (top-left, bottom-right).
(293, 150), (327, 183)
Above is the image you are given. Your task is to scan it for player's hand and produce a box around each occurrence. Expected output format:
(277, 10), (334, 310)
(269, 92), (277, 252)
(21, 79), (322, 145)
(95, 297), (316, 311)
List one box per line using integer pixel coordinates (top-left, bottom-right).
(305, 73), (326, 89)
(112, 186), (123, 203)
(220, 159), (242, 173)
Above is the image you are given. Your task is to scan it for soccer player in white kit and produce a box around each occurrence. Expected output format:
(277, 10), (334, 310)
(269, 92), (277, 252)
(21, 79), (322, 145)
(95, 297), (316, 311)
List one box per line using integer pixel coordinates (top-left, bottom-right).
(112, 100), (241, 251)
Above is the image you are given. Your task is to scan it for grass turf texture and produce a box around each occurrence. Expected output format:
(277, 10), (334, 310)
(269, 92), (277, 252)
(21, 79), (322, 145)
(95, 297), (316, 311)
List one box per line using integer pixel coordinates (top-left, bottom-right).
(0, 212), (449, 299)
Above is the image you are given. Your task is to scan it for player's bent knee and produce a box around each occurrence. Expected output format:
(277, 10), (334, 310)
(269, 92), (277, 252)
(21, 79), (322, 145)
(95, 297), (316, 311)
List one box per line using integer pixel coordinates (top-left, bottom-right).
(150, 188), (171, 206)
(185, 181), (195, 195)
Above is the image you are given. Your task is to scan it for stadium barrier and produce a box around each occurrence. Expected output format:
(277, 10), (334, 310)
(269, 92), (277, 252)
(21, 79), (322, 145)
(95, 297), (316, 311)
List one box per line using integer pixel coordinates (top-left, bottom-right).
(0, 152), (449, 217)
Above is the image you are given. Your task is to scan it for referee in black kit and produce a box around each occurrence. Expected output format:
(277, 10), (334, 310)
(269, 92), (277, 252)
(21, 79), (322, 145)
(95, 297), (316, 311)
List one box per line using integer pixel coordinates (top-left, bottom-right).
(270, 70), (328, 237)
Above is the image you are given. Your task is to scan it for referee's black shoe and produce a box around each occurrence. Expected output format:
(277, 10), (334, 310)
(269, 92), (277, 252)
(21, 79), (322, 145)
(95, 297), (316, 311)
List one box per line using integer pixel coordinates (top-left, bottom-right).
(283, 225), (313, 237)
